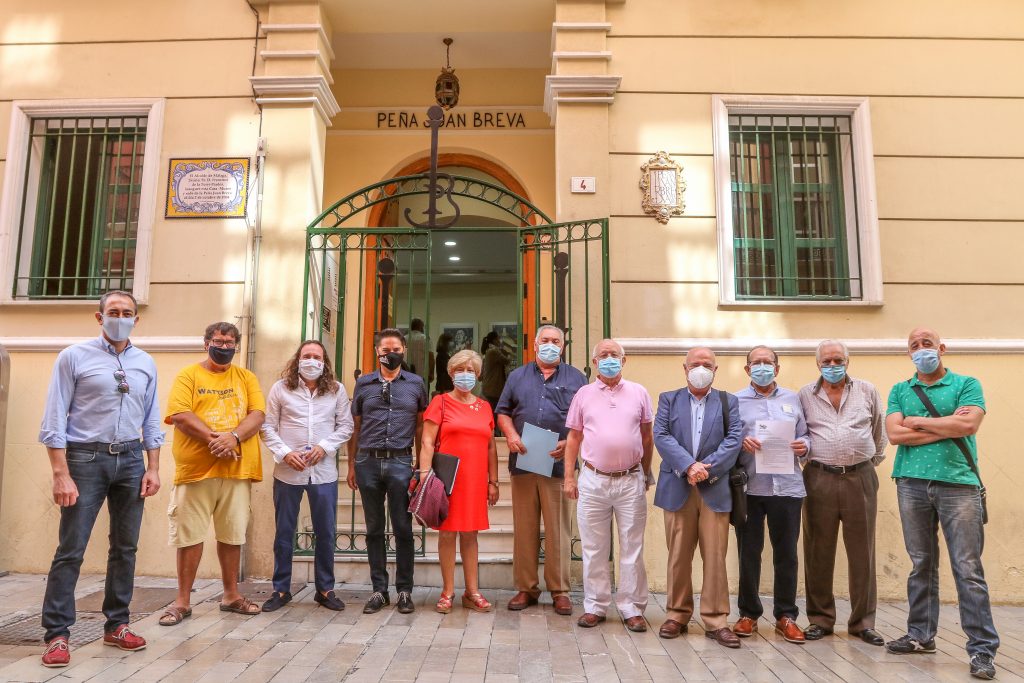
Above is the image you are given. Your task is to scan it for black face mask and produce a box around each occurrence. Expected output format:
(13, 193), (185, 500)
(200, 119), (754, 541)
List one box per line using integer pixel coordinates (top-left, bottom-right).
(209, 345), (236, 365)
(379, 351), (404, 370)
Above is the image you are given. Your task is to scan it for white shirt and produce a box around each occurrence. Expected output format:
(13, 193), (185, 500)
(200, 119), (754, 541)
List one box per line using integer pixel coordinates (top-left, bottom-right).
(261, 378), (354, 485)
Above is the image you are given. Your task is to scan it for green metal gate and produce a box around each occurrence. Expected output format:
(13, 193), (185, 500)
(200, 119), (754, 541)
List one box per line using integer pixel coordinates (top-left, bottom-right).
(295, 173), (609, 559)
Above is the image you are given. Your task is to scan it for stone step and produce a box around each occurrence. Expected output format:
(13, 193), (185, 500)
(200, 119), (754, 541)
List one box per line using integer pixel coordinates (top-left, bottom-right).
(315, 525), (516, 554)
(294, 553), (517, 590)
(327, 500), (516, 526)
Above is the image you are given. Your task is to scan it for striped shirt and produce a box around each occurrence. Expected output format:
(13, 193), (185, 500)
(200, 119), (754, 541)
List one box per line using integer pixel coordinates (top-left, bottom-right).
(798, 376), (887, 467)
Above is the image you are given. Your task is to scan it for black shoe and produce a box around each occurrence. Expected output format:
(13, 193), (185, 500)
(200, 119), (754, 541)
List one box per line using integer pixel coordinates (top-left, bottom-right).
(885, 634), (936, 654)
(970, 653), (996, 680)
(314, 590), (345, 611)
(396, 592), (415, 614)
(804, 624), (833, 640)
(363, 591), (390, 614)
(857, 629), (884, 646)
(261, 592), (291, 612)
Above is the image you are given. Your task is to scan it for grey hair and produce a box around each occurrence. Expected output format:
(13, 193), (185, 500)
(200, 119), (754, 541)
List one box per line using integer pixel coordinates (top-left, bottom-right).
(591, 338), (624, 359)
(534, 324), (564, 343)
(815, 339), (850, 363)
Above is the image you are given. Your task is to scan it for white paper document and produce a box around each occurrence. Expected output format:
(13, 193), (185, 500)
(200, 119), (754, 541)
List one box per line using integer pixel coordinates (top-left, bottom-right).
(753, 420), (796, 474)
(517, 422), (559, 477)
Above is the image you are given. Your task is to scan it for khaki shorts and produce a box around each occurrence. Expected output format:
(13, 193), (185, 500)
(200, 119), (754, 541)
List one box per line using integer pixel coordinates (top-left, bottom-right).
(168, 478), (251, 547)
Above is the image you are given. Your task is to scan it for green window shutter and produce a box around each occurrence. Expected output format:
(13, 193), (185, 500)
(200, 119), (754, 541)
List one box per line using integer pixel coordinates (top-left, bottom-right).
(730, 115), (855, 300)
(13, 116), (146, 299)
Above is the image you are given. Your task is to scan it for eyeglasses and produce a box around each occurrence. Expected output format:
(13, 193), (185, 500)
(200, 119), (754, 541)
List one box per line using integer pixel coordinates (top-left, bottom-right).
(381, 381), (391, 404)
(113, 369), (130, 394)
(209, 340), (237, 349)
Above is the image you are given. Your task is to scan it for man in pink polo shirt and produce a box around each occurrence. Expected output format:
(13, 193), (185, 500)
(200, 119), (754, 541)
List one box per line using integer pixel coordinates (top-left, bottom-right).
(563, 339), (654, 633)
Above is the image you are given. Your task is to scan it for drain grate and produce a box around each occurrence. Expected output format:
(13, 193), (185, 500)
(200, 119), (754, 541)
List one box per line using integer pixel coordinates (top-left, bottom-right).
(0, 587), (178, 646)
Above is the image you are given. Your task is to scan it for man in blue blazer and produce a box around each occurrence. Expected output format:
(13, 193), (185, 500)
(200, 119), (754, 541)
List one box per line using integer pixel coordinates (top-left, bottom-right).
(653, 347), (743, 647)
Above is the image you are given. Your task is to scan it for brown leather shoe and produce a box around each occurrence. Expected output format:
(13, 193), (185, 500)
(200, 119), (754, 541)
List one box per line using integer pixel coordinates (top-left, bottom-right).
(577, 613), (606, 628)
(733, 616), (758, 637)
(624, 616), (647, 632)
(706, 627), (741, 649)
(507, 591), (539, 611)
(552, 595), (573, 616)
(658, 619), (688, 639)
(776, 616), (805, 644)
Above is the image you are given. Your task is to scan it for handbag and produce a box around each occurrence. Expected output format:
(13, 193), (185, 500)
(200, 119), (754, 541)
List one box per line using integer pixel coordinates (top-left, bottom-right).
(910, 384), (988, 524)
(715, 389), (748, 527)
(408, 469), (449, 528)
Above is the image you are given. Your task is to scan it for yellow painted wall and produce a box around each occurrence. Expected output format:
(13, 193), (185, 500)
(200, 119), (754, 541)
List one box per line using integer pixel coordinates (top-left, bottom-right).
(579, 0), (1024, 601)
(0, 0), (262, 579)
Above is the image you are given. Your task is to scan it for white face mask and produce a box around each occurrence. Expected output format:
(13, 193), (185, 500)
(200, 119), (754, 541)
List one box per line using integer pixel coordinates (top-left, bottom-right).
(298, 359), (324, 381)
(687, 366), (714, 390)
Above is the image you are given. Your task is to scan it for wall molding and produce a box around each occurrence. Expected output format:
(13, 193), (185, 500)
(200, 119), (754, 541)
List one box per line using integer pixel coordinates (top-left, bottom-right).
(250, 75), (341, 124)
(258, 22), (335, 61)
(618, 337), (1024, 356)
(0, 337), (205, 353)
(544, 75), (622, 121)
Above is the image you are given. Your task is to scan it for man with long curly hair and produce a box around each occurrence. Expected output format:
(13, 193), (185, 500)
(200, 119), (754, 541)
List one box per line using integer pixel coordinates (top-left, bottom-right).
(260, 340), (354, 612)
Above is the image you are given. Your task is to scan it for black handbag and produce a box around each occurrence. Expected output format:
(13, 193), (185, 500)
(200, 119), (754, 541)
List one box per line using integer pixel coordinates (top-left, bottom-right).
(910, 384), (988, 524)
(716, 389), (748, 527)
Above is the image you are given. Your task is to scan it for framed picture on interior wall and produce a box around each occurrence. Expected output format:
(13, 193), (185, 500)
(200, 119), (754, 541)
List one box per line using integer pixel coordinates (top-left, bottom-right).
(440, 323), (477, 355)
(490, 322), (519, 357)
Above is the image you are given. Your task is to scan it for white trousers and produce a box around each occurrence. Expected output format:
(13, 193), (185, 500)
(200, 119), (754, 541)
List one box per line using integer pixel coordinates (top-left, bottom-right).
(576, 466), (649, 619)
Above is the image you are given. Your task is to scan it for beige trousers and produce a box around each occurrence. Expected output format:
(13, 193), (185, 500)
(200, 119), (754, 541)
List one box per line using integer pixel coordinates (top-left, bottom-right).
(511, 473), (571, 597)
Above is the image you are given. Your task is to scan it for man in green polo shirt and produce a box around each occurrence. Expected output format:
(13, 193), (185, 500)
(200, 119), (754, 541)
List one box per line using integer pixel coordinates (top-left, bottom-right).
(884, 327), (998, 680)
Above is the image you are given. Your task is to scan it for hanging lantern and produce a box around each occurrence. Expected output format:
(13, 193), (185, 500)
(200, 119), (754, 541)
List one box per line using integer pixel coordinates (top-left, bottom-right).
(435, 38), (460, 110)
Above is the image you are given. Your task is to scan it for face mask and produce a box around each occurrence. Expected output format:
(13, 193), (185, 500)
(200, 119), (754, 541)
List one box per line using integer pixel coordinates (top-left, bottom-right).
(596, 357), (622, 378)
(536, 343), (561, 364)
(208, 345), (235, 365)
(820, 364), (847, 384)
(453, 371), (477, 392)
(298, 359), (324, 381)
(379, 351), (404, 370)
(912, 348), (940, 374)
(687, 366), (714, 390)
(749, 363), (776, 387)
(102, 315), (135, 342)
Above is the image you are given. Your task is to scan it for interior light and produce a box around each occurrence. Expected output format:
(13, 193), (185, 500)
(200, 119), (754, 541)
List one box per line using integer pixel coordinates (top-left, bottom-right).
(448, 255), (461, 261)
(444, 240), (457, 246)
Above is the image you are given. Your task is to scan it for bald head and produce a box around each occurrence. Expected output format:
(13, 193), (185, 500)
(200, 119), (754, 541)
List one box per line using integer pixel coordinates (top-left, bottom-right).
(684, 346), (717, 370)
(908, 327), (941, 349)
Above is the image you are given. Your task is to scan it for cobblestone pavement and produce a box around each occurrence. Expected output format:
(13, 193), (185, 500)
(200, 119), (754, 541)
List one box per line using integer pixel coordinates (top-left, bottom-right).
(0, 573), (1022, 682)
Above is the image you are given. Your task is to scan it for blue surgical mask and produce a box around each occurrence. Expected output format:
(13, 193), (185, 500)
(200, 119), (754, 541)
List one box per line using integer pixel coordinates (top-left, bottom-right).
(912, 349), (940, 374)
(749, 363), (776, 387)
(537, 343), (561, 364)
(453, 371), (477, 392)
(102, 315), (135, 342)
(597, 357), (622, 378)
(820, 364), (847, 384)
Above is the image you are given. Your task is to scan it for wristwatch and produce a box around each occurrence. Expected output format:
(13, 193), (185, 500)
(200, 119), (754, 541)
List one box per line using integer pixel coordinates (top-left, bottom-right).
(231, 431), (241, 446)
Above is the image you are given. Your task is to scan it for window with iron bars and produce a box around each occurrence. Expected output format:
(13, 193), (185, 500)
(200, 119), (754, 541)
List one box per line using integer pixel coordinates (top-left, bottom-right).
(12, 116), (146, 299)
(729, 114), (862, 300)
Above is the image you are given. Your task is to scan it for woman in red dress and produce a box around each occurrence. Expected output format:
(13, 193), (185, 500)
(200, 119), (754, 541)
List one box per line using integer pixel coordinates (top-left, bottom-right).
(419, 349), (500, 613)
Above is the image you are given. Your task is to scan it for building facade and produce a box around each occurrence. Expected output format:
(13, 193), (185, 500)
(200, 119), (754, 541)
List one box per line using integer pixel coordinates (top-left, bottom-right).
(1, 0), (1022, 601)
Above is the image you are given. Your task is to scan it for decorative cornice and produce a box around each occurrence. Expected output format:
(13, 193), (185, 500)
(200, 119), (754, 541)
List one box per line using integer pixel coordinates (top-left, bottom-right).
(259, 50), (334, 84)
(618, 338), (1024, 356)
(543, 74), (622, 121)
(259, 22), (335, 61)
(249, 75), (340, 124)
(0, 337), (205, 353)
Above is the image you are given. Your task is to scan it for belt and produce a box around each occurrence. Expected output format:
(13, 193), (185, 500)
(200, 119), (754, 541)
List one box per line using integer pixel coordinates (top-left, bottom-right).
(583, 460), (640, 478)
(362, 448), (412, 459)
(809, 459), (871, 475)
(66, 439), (142, 455)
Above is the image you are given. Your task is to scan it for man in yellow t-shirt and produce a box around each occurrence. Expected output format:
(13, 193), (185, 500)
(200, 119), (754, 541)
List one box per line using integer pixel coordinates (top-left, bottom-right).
(159, 322), (266, 626)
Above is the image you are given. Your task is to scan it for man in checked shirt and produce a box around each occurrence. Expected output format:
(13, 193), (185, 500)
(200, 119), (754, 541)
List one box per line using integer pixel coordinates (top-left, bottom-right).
(798, 339), (888, 646)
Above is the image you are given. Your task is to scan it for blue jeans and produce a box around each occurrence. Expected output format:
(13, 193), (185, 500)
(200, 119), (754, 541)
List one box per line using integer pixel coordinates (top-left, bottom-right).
(272, 478), (338, 594)
(355, 452), (415, 594)
(897, 477), (999, 657)
(41, 445), (145, 642)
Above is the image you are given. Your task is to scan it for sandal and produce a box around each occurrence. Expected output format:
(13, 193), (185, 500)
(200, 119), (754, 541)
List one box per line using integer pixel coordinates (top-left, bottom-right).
(462, 592), (492, 613)
(158, 605), (192, 626)
(435, 593), (454, 614)
(220, 597), (261, 615)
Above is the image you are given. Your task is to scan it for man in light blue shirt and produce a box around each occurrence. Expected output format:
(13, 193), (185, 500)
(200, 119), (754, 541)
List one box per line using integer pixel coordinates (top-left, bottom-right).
(38, 290), (163, 668)
(732, 345), (810, 646)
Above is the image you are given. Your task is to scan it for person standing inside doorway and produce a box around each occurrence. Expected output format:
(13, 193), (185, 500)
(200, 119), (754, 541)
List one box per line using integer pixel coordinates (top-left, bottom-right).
(39, 290), (163, 668)
(406, 318), (433, 390)
(261, 340), (353, 612)
(160, 322), (266, 626)
(348, 328), (428, 615)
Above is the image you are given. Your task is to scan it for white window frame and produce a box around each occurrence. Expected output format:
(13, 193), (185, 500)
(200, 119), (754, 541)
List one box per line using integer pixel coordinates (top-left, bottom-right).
(0, 98), (165, 305)
(711, 95), (882, 306)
